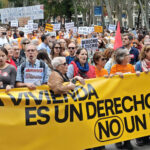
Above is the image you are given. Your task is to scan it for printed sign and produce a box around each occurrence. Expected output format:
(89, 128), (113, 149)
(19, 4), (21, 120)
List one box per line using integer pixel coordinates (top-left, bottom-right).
(52, 24), (61, 31)
(11, 20), (18, 27)
(45, 23), (53, 32)
(18, 17), (30, 27)
(108, 24), (116, 31)
(94, 26), (103, 33)
(78, 27), (89, 35)
(0, 74), (150, 150)
(81, 38), (98, 50)
(33, 23), (38, 30)
(65, 22), (74, 30)
(24, 68), (43, 84)
(0, 5), (44, 23)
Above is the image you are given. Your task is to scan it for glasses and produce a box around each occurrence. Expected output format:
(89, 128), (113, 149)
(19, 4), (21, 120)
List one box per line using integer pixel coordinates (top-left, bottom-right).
(55, 47), (61, 49)
(59, 62), (67, 66)
(26, 49), (36, 53)
(68, 47), (75, 50)
(122, 38), (128, 40)
(101, 58), (107, 61)
(23, 42), (30, 45)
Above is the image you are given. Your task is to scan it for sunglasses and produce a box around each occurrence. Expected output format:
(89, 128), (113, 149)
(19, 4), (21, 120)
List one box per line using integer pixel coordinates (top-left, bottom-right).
(59, 62), (67, 66)
(101, 58), (107, 61)
(55, 47), (61, 49)
(68, 47), (75, 49)
(23, 42), (30, 45)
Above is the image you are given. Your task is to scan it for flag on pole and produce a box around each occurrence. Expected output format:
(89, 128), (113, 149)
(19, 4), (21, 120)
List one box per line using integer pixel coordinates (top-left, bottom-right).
(114, 21), (122, 50)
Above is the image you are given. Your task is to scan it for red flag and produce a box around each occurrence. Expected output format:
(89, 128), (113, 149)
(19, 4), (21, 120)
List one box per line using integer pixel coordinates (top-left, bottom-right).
(114, 21), (122, 50)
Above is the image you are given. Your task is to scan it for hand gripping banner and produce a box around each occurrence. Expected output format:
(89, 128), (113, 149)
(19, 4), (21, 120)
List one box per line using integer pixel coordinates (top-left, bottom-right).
(0, 73), (150, 150)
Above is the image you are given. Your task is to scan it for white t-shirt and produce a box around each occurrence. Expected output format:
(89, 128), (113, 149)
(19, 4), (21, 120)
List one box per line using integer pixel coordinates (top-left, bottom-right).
(0, 37), (9, 46)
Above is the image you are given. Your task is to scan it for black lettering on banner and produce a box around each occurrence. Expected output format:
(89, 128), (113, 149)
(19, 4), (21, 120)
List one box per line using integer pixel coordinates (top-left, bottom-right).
(114, 97), (122, 114)
(145, 93), (150, 108)
(94, 116), (124, 142)
(97, 100), (105, 117)
(25, 107), (37, 126)
(63, 94), (68, 103)
(109, 119), (121, 136)
(98, 121), (110, 139)
(37, 106), (50, 125)
(105, 99), (115, 116)
(50, 90), (63, 104)
(87, 84), (99, 100)
(124, 116), (135, 133)
(133, 94), (145, 111)
(122, 96), (133, 112)
(8, 93), (23, 105)
(86, 102), (96, 119)
(0, 98), (4, 106)
(70, 103), (83, 122)
(135, 114), (147, 131)
(28, 91), (43, 105)
(124, 114), (146, 133)
(44, 90), (51, 104)
(55, 105), (68, 123)
(76, 86), (88, 101)
(24, 92), (31, 105)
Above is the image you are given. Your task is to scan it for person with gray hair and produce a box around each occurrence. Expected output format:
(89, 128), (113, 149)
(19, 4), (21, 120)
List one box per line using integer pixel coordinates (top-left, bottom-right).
(48, 56), (85, 94)
(16, 43), (50, 90)
(110, 47), (135, 150)
(110, 48), (135, 76)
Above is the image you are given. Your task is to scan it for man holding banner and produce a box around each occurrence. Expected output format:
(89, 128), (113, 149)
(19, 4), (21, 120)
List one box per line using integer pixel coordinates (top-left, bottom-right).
(16, 43), (50, 89)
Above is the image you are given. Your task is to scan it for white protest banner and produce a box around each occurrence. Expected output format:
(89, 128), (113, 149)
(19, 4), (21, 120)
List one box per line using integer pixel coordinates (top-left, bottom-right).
(28, 20), (33, 24)
(73, 27), (78, 34)
(0, 5), (44, 23)
(78, 27), (89, 35)
(108, 24), (116, 31)
(48, 32), (56, 37)
(81, 38), (98, 50)
(33, 23), (38, 30)
(52, 24), (61, 31)
(11, 20), (18, 27)
(24, 68), (43, 84)
(65, 22), (74, 30)
(88, 27), (94, 34)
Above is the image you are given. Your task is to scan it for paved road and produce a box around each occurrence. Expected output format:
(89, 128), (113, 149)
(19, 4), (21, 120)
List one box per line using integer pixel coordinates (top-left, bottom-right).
(106, 140), (150, 150)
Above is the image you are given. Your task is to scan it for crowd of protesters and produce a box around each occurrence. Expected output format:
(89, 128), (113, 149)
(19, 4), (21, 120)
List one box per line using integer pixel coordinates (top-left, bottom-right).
(0, 25), (150, 150)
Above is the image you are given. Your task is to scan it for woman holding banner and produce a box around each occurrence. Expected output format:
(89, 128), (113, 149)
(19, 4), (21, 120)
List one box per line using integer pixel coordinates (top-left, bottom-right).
(0, 46), (16, 92)
(93, 51), (108, 77)
(67, 48), (96, 79)
(48, 57), (84, 94)
(110, 48), (135, 150)
(135, 45), (150, 146)
(110, 48), (135, 76)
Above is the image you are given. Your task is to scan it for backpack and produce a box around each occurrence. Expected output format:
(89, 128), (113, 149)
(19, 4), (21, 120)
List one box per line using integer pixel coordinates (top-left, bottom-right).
(21, 60), (46, 82)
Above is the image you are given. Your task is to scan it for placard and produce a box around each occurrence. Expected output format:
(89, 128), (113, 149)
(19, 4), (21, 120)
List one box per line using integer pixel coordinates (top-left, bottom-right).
(11, 20), (18, 27)
(81, 38), (98, 50)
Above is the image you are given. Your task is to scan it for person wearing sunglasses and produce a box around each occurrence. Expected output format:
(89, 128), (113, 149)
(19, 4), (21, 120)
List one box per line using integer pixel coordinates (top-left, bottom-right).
(50, 41), (62, 60)
(20, 38), (30, 58)
(48, 57), (84, 94)
(66, 42), (76, 64)
(93, 51), (108, 77)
